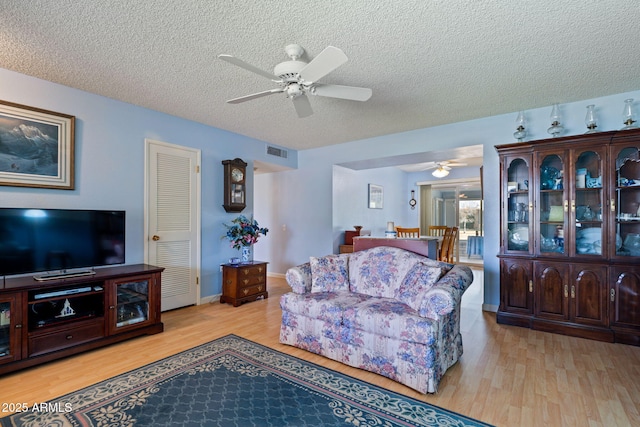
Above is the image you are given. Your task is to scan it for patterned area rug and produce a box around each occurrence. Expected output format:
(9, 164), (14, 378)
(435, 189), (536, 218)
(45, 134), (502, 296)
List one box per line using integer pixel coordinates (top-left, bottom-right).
(1, 335), (492, 426)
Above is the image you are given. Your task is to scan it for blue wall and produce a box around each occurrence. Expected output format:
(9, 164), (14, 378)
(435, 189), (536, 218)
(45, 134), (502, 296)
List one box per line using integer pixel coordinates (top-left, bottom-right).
(0, 67), (296, 298)
(256, 91), (640, 311)
(3, 66), (639, 310)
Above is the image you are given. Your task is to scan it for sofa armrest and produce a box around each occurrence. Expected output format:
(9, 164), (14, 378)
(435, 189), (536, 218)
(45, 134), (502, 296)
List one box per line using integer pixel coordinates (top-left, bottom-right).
(285, 262), (313, 294)
(418, 265), (473, 319)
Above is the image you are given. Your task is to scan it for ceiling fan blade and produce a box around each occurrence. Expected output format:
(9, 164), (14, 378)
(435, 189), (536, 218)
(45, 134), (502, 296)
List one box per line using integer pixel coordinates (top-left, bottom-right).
(218, 54), (281, 81)
(312, 84), (372, 101)
(298, 46), (348, 83)
(226, 88), (284, 104)
(292, 95), (313, 118)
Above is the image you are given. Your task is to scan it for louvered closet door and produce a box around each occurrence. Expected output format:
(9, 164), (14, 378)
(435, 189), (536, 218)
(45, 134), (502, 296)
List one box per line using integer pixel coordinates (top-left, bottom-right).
(146, 139), (201, 311)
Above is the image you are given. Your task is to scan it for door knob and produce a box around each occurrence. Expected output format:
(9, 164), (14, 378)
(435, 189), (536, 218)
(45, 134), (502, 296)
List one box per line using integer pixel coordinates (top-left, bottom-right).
(152, 235), (160, 241)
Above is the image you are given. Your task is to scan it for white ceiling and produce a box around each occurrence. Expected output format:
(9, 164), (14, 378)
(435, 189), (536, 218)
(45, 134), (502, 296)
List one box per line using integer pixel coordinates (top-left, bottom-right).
(1, 1), (639, 154)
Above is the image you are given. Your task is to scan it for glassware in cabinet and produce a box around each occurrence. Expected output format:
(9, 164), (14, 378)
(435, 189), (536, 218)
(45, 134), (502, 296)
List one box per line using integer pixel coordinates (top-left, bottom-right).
(614, 145), (640, 257)
(538, 153), (566, 255)
(573, 149), (604, 256)
(506, 157), (531, 253)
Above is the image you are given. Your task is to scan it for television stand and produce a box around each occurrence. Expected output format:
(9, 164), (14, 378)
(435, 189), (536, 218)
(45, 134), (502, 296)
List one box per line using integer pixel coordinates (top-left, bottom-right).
(33, 269), (97, 282)
(0, 264), (164, 375)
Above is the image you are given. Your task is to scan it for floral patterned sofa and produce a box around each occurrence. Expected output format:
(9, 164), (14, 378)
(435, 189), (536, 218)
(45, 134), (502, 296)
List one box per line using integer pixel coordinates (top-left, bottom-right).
(279, 245), (473, 394)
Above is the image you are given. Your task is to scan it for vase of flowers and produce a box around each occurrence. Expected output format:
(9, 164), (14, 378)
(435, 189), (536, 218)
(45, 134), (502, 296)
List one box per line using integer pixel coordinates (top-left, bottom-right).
(222, 215), (269, 263)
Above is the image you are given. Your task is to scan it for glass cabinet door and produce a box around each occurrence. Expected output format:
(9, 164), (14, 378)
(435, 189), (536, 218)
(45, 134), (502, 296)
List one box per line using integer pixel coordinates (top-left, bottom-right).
(0, 294), (21, 364)
(0, 300), (11, 358)
(114, 279), (150, 329)
(505, 156), (532, 253)
(573, 148), (605, 257)
(613, 144), (640, 259)
(538, 153), (566, 256)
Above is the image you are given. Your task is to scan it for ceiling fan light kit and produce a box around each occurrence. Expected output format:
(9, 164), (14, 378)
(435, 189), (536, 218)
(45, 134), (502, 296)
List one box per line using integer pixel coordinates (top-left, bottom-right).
(218, 44), (372, 118)
(424, 161), (466, 178)
(432, 167), (450, 178)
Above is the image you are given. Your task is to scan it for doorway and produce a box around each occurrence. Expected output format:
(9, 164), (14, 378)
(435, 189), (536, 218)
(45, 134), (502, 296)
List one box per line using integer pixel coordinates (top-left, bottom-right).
(423, 180), (483, 266)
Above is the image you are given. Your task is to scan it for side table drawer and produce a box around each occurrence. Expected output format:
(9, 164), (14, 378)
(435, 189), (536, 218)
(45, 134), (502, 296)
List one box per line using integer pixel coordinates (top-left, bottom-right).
(239, 283), (267, 298)
(238, 265), (267, 277)
(237, 275), (265, 287)
(29, 318), (104, 357)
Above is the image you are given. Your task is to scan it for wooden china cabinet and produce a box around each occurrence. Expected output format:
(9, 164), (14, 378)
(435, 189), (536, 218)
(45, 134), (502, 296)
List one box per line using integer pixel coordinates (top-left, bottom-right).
(496, 128), (640, 346)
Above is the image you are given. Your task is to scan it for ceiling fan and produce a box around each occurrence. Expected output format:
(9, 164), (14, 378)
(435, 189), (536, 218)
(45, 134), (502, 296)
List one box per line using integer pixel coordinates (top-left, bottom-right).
(424, 161), (468, 178)
(218, 44), (372, 118)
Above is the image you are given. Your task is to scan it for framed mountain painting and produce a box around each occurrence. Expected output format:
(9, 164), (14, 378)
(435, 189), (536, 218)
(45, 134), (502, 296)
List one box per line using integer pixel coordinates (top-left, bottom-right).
(0, 100), (75, 189)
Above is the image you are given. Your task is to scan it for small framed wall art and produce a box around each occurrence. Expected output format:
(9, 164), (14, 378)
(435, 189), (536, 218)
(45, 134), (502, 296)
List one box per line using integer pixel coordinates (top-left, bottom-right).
(0, 100), (75, 189)
(368, 184), (383, 209)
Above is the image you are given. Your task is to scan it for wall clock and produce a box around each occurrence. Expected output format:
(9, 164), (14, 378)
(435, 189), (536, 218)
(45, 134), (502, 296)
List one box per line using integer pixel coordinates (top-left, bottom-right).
(222, 158), (247, 212)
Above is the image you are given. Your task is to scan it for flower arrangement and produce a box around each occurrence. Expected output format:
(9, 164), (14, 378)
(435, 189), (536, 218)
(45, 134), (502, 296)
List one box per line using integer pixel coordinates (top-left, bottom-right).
(223, 215), (269, 250)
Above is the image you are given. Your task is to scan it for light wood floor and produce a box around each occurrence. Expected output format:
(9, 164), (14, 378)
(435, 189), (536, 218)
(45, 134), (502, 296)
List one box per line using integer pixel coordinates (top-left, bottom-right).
(2, 272), (639, 427)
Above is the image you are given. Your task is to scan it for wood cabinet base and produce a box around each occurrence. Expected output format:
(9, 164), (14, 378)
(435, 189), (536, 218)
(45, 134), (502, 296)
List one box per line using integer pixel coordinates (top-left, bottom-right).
(1, 323), (163, 375)
(498, 311), (617, 343)
(0, 264), (163, 375)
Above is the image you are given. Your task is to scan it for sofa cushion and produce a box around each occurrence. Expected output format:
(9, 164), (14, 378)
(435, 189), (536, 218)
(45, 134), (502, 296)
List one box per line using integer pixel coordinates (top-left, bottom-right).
(343, 298), (437, 345)
(395, 262), (447, 312)
(310, 254), (350, 293)
(348, 246), (426, 298)
(280, 291), (371, 324)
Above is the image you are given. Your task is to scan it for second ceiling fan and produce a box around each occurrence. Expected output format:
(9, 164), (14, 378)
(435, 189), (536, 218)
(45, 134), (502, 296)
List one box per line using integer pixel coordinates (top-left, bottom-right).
(218, 44), (372, 118)
(424, 161), (468, 178)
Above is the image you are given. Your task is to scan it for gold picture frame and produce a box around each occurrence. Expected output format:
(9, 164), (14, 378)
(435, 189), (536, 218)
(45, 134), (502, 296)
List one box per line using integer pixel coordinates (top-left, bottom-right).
(0, 100), (75, 189)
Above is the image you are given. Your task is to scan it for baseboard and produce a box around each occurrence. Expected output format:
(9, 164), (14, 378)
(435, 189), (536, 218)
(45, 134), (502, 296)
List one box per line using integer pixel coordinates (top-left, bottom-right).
(200, 293), (221, 305)
(482, 303), (498, 313)
(268, 272), (285, 279)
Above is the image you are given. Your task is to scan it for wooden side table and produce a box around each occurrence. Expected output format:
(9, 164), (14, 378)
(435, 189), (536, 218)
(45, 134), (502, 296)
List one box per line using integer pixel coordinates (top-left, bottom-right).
(220, 261), (268, 307)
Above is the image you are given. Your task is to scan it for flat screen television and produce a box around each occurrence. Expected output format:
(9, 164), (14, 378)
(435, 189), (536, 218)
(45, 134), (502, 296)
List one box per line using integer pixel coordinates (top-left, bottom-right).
(0, 208), (125, 278)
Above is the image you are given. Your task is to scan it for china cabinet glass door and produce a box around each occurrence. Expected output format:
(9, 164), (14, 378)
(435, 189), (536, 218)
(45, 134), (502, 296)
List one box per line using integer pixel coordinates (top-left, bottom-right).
(613, 144), (640, 259)
(572, 148), (605, 257)
(538, 153), (566, 256)
(505, 156), (532, 254)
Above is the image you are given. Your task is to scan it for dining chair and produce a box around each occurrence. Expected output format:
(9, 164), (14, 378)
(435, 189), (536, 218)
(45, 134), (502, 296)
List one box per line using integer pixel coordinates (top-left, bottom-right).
(445, 227), (459, 263)
(428, 225), (449, 237)
(396, 227), (420, 238)
(438, 227), (453, 262)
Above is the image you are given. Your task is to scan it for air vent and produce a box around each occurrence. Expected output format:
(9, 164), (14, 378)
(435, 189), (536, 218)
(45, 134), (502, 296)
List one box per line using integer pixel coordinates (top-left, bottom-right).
(267, 146), (288, 159)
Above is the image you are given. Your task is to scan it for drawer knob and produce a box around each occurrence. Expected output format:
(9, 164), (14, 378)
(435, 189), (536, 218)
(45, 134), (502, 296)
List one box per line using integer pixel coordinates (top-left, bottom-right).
(66, 335), (73, 340)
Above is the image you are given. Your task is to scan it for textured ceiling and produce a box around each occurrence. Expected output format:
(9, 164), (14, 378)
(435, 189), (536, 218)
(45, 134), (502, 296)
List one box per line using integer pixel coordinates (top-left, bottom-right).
(1, 1), (639, 152)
